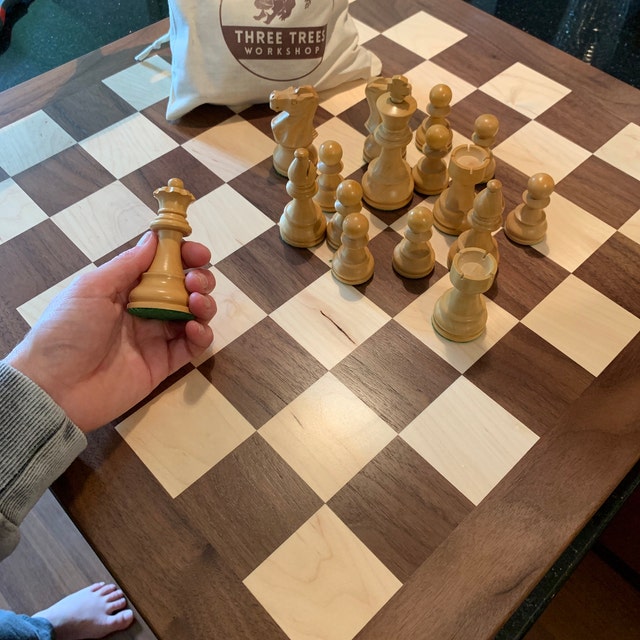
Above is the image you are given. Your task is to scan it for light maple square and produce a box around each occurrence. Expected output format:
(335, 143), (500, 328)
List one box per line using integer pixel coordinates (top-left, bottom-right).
(0, 179), (48, 244)
(259, 373), (396, 501)
(401, 376), (539, 505)
(116, 369), (255, 498)
(0, 111), (76, 176)
(493, 120), (591, 183)
(80, 113), (178, 179)
(382, 11), (467, 60)
(531, 192), (615, 272)
(270, 271), (391, 369)
(480, 62), (571, 118)
(187, 184), (275, 264)
(595, 123), (640, 181)
(102, 55), (172, 111)
(191, 267), (267, 366)
(51, 181), (155, 261)
(183, 114), (275, 182)
(522, 274), (640, 376)
(394, 273), (519, 373)
(244, 505), (402, 640)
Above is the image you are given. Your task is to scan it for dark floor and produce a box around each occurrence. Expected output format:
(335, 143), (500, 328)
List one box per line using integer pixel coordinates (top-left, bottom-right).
(0, 0), (639, 92)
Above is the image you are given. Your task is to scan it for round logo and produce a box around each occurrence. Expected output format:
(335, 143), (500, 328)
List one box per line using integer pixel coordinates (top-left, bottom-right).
(219, 0), (333, 81)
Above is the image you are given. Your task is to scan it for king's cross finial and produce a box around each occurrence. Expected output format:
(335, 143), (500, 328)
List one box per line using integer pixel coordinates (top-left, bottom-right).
(389, 75), (411, 104)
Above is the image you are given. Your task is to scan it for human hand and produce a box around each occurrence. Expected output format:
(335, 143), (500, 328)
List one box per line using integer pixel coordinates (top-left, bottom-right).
(5, 232), (216, 432)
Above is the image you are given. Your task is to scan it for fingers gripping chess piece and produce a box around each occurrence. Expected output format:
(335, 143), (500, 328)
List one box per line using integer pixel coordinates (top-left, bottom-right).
(127, 178), (195, 321)
(279, 147), (327, 248)
(433, 144), (491, 236)
(392, 205), (436, 278)
(270, 85), (319, 177)
(504, 172), (555, 245)
(473, 113), (499, 183)
(331, 211), (374, 285)
(314, 140), (344, 213)
(327, 179), (363, 251)
(412, 123), (451, 196)
(448, 179), (504, 268)
(432, 247), (497, 343)
(362, 75), (417, 211)
(415, 83), (453, 153)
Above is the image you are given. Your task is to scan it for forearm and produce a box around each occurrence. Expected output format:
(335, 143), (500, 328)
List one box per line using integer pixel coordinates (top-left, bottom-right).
(0, 361), (86, 560)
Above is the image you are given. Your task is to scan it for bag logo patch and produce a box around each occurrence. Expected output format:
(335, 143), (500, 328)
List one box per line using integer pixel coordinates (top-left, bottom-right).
(220, 0), (331, 81)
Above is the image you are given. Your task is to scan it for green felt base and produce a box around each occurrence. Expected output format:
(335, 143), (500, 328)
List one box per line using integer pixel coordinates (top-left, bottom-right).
(128, 307), (195, 321)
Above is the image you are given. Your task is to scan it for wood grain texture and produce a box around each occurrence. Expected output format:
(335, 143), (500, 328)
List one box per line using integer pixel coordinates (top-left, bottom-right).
(198, 317), (328, 427)
(216, 226), (330, 313)
(0, 490), (157, 639)
(356, 333), (640, 639)
(332, 320), (459, 432)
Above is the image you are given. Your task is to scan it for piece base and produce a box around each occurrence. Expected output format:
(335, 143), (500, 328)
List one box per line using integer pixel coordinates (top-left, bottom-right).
(128, 307), (195, 321)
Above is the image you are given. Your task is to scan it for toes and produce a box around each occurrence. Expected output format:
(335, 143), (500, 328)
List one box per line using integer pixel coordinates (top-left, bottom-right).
(110, 608), (134, 631)
(106, 596), (128, 614)
(96, 583), (119, 597)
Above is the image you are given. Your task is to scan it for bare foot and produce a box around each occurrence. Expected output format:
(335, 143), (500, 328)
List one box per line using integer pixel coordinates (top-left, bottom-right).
(34, 582), (134, 640)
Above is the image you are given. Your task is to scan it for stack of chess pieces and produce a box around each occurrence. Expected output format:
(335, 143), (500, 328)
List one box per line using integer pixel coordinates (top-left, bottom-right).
(271, 76), (555, 343)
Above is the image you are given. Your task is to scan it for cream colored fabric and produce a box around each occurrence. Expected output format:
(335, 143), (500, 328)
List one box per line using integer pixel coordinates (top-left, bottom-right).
(166, 0), (381, 119)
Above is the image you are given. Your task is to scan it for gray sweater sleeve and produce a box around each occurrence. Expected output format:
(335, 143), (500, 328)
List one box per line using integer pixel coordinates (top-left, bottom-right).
(0, 361), (87, 560)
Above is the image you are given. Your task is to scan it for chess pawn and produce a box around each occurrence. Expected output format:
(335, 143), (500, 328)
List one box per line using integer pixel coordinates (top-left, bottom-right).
(279, 148), (326, 248)
(392, 205), (436, 278)
(448, 179), (504, 268)
(270, 85), (319, 177)
(412, 124), (450, 196)
(363, 76), (392, 163)
(432, 247), (497, 342)
(331, 212), (374, 285)
(504, 173), (555, 245)
(327, 179), (363, 251)
(128, 178), (195, 321)
(362, 75), (417, 211)
(314, 140), (344, 212)
(473, 114), (499, 183)
(414, 83), (453, 152)
(433, 144), (490, 236)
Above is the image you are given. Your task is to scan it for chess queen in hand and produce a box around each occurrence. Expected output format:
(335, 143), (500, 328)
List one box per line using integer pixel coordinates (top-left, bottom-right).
(5, 230), (217, 433)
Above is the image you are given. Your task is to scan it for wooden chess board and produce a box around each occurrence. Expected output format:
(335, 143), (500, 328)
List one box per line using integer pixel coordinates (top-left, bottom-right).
(1, 1), (639, 638)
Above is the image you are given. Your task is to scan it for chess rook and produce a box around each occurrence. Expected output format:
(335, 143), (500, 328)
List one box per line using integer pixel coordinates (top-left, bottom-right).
(270, 85), (319, 177)
(279, 148), (326, 248)
(127, 178), (195, 321)
(432, 248), (498, 342)
(392, 205), (436, 278)
(433, 144), (491, 236)
(362, 75), (417, 211)
(505, 172), (555, 245)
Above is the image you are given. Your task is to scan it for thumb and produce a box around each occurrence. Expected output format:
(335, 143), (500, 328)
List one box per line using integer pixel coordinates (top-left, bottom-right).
(86, 231), (158, 295)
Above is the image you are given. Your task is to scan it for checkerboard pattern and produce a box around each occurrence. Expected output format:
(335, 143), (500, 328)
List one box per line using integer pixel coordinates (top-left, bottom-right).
(1, 1), (639, 638)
